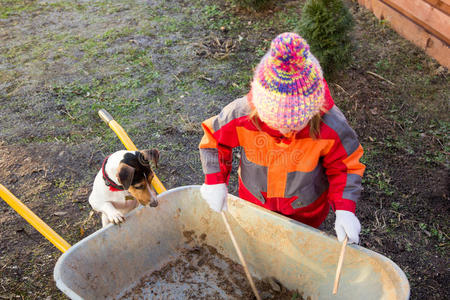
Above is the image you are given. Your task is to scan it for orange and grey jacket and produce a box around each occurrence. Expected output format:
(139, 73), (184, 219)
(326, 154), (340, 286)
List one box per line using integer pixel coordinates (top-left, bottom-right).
(199, 82), (365, 228)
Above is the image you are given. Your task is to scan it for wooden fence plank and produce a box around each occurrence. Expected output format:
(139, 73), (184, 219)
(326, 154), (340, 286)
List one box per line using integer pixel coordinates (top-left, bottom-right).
(436, 1), (450, 15)
(358, 0), (450, 68)
(421, 1), (450, 15)
(422, 0), (440, 6)
(382, 0), (450, 44)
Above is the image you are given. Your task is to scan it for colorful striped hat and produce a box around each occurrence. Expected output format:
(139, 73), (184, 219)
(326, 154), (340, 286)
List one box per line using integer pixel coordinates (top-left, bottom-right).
(251, 32), (325, 131)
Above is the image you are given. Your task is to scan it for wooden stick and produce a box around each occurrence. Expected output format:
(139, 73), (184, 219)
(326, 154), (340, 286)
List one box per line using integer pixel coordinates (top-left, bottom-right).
(366, 71), (396, 86)
(333, 236), (348, 295)
(221, 211), (261, 300)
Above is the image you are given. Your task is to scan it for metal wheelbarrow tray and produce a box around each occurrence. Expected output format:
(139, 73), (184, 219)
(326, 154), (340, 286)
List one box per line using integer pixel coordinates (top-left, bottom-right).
(54, 185), (410, 299)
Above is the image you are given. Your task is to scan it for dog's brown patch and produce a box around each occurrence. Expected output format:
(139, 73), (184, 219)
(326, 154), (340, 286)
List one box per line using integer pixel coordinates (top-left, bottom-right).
(117, 162), (135, 189)
(128, 179), (152, 206)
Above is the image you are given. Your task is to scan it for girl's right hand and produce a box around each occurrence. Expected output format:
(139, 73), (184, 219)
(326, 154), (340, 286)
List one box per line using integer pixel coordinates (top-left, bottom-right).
(200, 183), (228, 212)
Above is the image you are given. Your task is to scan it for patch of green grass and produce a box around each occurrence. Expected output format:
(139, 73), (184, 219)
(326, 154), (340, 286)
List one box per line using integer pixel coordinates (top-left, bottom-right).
(375, 58), (391, 74)
(232, 0), (274, 11)
(278, 9), (303, 30)
(54, 179), (87, 207)
(150, 15), (182, 34)
(0, 0), (86, 18)
(203, 4), (224, 19)
(387, 106), (449, 166)
(200, 3), (237, 30)
(51, 43), (162, 131)
(0, 0), (40, 18)
(363, 171), (396, 196)
(391, 201), (401, 210)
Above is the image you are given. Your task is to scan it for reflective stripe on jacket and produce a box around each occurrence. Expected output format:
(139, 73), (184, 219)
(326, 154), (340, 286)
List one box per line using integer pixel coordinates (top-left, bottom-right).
(199, 81), (365, 227)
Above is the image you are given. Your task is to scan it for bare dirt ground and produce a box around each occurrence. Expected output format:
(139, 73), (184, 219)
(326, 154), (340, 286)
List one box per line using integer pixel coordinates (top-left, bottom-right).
(0, 0), (448, 299)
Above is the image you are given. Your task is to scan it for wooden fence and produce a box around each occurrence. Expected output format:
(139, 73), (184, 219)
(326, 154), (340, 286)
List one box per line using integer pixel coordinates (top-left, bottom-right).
(357, 0), (450, 68)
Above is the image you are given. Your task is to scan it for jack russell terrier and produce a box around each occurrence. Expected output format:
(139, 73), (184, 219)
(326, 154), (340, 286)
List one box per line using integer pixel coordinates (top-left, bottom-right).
(89, 149), (159, 227)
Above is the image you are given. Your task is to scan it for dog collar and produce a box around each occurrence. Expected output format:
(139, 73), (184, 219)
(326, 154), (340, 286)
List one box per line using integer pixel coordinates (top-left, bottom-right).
(101, 155), (125, 192)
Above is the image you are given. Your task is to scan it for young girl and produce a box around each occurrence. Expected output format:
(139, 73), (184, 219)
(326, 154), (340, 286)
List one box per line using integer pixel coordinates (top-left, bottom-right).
(198, 33), (365, 244)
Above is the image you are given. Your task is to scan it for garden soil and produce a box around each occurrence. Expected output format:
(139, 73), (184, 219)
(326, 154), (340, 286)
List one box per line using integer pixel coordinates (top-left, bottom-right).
(119, 245), (300, 300)
(0, 0), (448, 299)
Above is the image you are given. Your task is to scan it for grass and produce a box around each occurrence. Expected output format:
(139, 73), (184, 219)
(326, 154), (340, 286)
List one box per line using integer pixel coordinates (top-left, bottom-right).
(0, 0), (86, 18)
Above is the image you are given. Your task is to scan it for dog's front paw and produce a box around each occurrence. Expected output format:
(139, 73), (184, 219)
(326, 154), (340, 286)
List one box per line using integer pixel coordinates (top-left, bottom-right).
(106, 210), (125, 225)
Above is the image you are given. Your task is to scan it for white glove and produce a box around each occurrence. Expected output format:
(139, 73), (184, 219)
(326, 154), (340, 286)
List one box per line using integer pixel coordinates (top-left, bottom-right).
(334, 210), (361, 244)
(200, 183), (228, 212)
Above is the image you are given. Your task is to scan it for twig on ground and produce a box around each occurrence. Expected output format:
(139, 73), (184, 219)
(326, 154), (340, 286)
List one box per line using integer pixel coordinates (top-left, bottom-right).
(393, 121), (404, 132)
(366, 71), (396, 86)
(441, 230), (450, 240)
(173, 74), (181, 82)
(88, 150), (101, 166)
(199, 75), (212, 82)
(62, 109), (76, 120)
(379, 116), (391, 124)
(0, 263), (7, 271)
(332, 83), (350, 96)
(389, 210), (404, 222)
(374, 210), (386, 229)
(431, 136), (445, 149)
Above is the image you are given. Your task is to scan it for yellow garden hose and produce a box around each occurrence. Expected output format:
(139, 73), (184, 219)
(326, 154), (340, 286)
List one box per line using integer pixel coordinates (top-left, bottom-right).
(98, 109), (166, 194)
(0, 184), (71, 253)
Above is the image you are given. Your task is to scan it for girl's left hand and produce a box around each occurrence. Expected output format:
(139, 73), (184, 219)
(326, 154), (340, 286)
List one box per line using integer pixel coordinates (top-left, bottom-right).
(334, 210), (361, 244)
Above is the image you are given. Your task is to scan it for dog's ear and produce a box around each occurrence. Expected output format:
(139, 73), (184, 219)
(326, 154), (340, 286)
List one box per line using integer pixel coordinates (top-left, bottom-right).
(140, 149), (159, 168)
(116, 163), (135, 190)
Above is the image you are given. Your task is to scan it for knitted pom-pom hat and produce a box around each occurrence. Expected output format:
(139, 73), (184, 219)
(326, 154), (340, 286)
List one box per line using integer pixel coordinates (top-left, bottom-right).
(251, 32), (325, 131)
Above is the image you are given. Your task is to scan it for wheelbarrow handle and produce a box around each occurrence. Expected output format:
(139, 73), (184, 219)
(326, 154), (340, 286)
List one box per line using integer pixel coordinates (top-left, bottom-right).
(98, 109), (114, 124)
(98, 109), (166, 194)
(0, 184), (71, 253)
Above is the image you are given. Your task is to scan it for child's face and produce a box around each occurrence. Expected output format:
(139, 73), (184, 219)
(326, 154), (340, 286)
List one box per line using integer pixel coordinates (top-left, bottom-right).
(277, 123), (308, 135)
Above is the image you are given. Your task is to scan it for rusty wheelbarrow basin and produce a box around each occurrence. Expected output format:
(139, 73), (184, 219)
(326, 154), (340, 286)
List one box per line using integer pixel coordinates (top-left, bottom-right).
(54, 185), (410, 299)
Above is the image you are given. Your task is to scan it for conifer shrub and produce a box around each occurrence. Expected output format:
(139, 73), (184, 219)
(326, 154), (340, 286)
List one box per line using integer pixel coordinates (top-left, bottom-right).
(298, 0), (354, 77)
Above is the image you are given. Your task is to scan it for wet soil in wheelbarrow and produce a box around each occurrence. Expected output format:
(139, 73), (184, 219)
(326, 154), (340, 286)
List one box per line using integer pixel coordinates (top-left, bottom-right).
(119, 245), (302, 300)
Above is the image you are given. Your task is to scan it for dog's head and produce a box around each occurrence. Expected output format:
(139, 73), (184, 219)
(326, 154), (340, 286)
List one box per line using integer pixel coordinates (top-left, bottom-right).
(116, 149), (159, 207)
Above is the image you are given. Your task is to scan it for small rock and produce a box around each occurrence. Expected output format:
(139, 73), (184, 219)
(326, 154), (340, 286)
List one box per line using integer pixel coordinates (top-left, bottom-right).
(434, 66), (446, 76)
(268, 277), (281, 292)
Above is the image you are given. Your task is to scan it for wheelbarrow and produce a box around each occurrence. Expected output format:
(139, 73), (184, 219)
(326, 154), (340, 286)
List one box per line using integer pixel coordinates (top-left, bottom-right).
(53, 184), (409, 300)
(0, 110), (410, 299)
